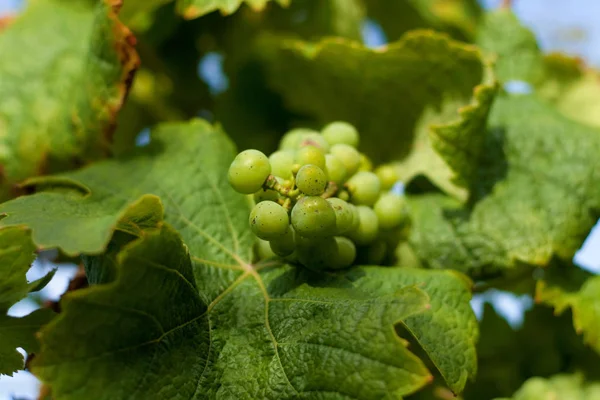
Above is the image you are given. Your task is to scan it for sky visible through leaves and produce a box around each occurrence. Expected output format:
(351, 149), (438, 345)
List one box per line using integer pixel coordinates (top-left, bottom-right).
(1, 0), (600, 398)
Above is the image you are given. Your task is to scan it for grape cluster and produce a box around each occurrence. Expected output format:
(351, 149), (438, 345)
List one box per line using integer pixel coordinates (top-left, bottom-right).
(228, 121), (407, 270)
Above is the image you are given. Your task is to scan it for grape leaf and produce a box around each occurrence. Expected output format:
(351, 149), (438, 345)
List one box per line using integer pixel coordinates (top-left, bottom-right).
(2, 120), (478, 394)
(495, 374), (600, 400)
(535, 260), (600, 355)
(365, 0), (482, 43)
(178, 0), (290, 19)
(253, 30), (496, 198)
(0, 310), (54, 376)
(476, 9), (541, 83)
(344, 267), (478, 393)
(406, 91), (600, 276)
(0, 227), (55, 375)
(0, 0), (139, 200)
(33, 222), (481, 398)
(536, 54), (600, 129)
(121, 0), (289, 21)
(477, 8), (600, 128)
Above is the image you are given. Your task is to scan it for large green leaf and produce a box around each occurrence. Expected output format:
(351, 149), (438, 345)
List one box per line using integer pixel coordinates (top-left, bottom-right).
(0, 0), (138, 200)
(2, 120), (478, 394)
(495, 374), (600, 400)
(365, 0), (482, 43)
(476, 8), (600, 128)
(34, 222), (479, 398)
(344, 267), (478, 393)
(121, 0), (290, 21)
(406, 92), (600, 276)
(536, 261), (600, 355)
(0, 227), (54, 375)
(179, 0), (290, 19)
(253, 31), (496, 198)
(476, 9), (541, 83)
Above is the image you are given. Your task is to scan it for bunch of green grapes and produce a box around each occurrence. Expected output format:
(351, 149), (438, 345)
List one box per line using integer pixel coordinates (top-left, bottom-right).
(228, 121), (408, 270)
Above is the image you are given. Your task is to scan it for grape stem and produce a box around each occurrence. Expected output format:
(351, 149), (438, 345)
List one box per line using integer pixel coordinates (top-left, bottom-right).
(320, 181), (339, 199)
(264, 175), (300, 198)
(281, 197), (293, 211)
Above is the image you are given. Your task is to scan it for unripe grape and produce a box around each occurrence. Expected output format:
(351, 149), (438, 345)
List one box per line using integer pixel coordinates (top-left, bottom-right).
(270, 228), (295, 257)
(296, 165), (327, 196)
(249, 201), (289, 240)
(326, 198), (357, 235)
(254, 188), (279, 203)
(337, 190), (350, 202)
(228, 150), (271, 194)
(299, 132), (330, 152)
(374, 193), (407, 230)
(269, 150), (295, 179)
(330, 144), (360, 176)
(297, 236), (338, 270)
(279, 128), (310, 150)
(347, 171), (381, 206)
(325, 154), (347, 185)
(375, 165), (399, 190)
(358, 154), (373, 172)
(356, 240), (387, 265)
(322, 121), (359, 148)
(347, 206), (379, 245)
(295, 145), (326, 170)
(291, 196), (336, 238)
(332, 237), (356, 269)
(256, 238), (276, 259)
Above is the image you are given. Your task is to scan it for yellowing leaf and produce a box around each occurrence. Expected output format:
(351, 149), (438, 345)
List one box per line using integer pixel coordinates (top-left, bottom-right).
(0, 0), (139, 200)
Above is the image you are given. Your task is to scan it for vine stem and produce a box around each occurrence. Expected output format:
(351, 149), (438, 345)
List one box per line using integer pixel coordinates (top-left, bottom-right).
(320, 181), (339, 199)
(263, 175), (299, 198)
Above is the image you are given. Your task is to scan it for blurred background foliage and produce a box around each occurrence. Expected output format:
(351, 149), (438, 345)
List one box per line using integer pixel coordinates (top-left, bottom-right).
(112, 0), (488, 155)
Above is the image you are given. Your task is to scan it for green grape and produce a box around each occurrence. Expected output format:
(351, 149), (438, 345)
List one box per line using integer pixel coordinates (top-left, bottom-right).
(374, 193), (407, 230)
(270, 227), (295, 257)
(349, 201), (360, 231)
(291, 196), (336, 238)
(299, 132), (330, 152)
(296, 165), (327, 196)
(296, 236), (338, 270)
(326, 198), (357, 234)
(269, 150), (295, 179)
(347, 205), (379, 245)
(249, 201), (289, 240)
(358, 154), (373, 172)
(325, 154), (347, 185)
(321, 121), (359, 148)
(337, 190), (350, 202)
(347, 171), (381, 206)
(254, 188), (279, 203)
(332, 237), (356, 269)
(375, 165), (399, 190)
(330, 144), (360, 176)
(279, 128), (311, 150)
(256, 238), (276, 259)
(295, 145), (326, 170)
(228, 149), (271, 194)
